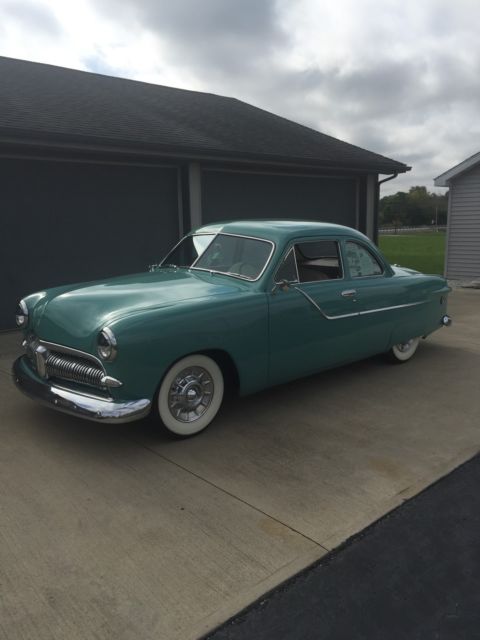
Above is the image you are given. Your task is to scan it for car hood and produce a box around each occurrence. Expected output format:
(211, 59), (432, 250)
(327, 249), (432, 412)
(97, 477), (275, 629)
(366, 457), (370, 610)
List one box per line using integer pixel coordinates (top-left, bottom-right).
(29, 269), (249, 342)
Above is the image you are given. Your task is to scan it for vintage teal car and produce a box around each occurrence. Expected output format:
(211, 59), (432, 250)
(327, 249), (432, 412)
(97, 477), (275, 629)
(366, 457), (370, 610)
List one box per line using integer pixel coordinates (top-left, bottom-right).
(13, 220), (451, 437)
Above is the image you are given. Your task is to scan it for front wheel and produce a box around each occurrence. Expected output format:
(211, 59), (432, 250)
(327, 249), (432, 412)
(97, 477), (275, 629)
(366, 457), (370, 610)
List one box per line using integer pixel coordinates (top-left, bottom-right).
(156, 354), (224, 437)
(387, 337), (420, 363)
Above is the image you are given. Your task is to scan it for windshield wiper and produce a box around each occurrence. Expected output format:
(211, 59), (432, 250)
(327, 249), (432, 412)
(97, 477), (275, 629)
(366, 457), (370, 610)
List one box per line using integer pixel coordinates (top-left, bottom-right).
(196, 268), (253, 281)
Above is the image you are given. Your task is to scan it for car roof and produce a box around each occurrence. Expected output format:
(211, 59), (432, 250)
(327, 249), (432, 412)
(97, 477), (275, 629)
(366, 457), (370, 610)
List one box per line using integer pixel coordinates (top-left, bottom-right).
(192, 219), (369, 244)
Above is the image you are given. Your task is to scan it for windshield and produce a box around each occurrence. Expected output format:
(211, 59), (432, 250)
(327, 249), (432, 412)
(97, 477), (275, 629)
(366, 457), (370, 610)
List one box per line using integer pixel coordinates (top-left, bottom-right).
(161, 233), (273, 280)
(161, 234), (215, 268)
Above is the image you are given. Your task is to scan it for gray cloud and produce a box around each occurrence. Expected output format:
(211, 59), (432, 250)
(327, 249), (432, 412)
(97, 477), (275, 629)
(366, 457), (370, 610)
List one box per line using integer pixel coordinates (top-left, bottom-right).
(2, 0), (61, 36)
(90, 0), (480, 193)
(98, 0), (288, 75)
(4, 0), (480, 194)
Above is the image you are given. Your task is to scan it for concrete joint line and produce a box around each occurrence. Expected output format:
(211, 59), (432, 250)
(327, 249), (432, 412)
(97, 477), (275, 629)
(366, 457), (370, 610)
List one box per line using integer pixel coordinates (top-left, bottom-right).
(126, 435), (328, 551)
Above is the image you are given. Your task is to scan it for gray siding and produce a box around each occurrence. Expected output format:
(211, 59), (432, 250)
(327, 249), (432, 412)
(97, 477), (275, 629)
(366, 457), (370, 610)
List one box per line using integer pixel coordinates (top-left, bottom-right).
(446, 164), (480, 279)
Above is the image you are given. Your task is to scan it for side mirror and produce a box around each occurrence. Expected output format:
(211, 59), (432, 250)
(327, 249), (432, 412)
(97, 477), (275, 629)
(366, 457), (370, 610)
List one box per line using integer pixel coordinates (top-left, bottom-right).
(271, 279), (294, 294)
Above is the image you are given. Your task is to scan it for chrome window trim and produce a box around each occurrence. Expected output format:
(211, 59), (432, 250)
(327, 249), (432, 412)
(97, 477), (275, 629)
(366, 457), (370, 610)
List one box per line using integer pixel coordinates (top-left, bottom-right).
(292, 238), (345, 285)
(159, 232), (217, 269)
(344, 240), (385, 279)
(273, 247), (299, 285)
(190, 232), (276, 282)
(159, 232), (275, 282)
(294, 289), (427, 320)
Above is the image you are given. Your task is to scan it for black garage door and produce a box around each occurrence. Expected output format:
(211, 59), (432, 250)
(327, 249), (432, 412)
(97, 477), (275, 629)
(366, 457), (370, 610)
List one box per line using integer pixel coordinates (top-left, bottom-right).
(202, 170), (358, 227)
(0, 159), (179, 329)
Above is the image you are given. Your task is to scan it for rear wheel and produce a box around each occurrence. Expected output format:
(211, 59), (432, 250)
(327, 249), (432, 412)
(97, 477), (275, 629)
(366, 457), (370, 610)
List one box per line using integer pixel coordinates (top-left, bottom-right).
(157, 354), (224, 437)
(388, 337), (420, 363)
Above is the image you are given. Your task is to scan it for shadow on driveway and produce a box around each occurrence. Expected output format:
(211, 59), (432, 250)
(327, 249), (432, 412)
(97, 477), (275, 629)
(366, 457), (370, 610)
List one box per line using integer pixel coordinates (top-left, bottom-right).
(206, 453), (480, 640)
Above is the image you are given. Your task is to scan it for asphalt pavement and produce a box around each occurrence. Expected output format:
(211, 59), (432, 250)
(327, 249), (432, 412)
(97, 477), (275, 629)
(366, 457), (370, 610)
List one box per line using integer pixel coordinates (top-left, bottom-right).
(206, 453), (480, 640)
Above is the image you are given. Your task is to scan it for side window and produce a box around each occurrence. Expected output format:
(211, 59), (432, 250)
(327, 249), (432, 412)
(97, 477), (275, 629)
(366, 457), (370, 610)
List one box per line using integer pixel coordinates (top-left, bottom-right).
(275, 248), (298, 283)
(294, 240), (342, 282)
(345, 241), (383, 277)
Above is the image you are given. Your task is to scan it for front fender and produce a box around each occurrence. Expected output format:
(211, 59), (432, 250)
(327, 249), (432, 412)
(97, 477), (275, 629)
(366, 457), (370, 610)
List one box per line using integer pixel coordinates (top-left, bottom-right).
(104, 292), (269, 401)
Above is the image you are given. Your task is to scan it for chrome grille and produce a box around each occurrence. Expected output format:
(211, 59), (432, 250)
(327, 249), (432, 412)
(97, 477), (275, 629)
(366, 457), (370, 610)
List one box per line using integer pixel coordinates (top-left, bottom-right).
(45, 351), (105, 387)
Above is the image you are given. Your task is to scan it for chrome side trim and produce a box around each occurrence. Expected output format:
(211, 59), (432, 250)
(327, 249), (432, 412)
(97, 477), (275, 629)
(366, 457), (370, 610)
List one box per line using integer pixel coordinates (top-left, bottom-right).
(294, 286), (427, 320)
(294, 288), (358, 319)
(359, 301), (426, 316)
(13, 357), (150, 424)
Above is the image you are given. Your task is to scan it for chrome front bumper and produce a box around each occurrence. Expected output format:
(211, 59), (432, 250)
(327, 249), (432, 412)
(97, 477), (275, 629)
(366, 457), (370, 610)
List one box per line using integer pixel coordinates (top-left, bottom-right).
(13, 356), (151, 424)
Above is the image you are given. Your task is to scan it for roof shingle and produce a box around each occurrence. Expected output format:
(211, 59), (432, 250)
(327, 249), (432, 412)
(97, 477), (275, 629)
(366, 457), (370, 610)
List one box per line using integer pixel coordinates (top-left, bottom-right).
(0, 56), (409, 173)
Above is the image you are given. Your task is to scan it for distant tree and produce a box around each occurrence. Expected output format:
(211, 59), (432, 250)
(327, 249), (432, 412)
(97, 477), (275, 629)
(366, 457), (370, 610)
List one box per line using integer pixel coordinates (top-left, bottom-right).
(379, 187), (448, 227)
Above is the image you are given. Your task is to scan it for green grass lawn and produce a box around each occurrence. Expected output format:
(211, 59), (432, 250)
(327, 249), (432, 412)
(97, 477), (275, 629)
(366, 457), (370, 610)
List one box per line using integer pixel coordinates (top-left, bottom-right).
(379, 232), (446, 275)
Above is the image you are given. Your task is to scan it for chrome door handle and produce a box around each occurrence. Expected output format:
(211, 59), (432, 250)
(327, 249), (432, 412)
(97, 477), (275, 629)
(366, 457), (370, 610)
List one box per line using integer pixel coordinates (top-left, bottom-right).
(341, 289), (357, 298)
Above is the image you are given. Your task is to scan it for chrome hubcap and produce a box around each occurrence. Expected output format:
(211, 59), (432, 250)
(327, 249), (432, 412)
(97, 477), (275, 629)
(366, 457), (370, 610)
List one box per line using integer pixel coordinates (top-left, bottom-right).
(168, 366), (214, 423)
(397, 339), (414, 353)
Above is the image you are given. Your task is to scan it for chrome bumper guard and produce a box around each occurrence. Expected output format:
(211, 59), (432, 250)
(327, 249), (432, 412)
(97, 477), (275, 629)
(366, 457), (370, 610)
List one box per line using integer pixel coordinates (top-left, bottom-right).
(13, 356), (151, 424)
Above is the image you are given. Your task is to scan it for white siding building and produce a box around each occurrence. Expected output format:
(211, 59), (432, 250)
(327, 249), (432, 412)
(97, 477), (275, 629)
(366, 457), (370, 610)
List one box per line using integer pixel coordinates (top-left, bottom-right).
(435, 153), (480, 280)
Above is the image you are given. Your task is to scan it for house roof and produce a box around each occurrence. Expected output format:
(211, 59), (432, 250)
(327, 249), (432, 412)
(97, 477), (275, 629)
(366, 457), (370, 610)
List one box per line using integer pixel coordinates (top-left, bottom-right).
(0, 56), (410, 174)
(434, 151), (480, 186)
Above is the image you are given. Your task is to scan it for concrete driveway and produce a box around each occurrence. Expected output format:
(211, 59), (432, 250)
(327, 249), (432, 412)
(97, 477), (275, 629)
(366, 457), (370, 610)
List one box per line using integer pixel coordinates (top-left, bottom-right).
(1, 289), (479, 640)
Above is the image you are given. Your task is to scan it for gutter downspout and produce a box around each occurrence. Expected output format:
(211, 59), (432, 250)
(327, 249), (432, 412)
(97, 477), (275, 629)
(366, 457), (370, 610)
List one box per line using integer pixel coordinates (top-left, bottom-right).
(375, 173), (398, 244)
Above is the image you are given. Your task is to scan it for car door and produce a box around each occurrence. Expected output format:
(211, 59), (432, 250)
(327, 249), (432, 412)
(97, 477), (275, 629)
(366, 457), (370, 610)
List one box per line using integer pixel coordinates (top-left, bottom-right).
(340, 239), (403, 354)
(268, 237), (365, 386)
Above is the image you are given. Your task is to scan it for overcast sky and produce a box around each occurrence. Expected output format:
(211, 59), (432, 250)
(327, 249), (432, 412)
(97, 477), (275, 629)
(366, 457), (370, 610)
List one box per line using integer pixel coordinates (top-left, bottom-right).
(1, 0), (479, 195)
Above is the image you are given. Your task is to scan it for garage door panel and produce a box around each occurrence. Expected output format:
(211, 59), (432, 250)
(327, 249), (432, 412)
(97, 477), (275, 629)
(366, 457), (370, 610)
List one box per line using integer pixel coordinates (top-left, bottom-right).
(0, 159), (179, 329)
(202, 171), (357, 227)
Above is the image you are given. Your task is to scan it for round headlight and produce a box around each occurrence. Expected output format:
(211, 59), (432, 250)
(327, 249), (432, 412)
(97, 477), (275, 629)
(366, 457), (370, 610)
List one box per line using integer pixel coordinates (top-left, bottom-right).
(15, 300), (29, 328)
(97, 327), (117, 361)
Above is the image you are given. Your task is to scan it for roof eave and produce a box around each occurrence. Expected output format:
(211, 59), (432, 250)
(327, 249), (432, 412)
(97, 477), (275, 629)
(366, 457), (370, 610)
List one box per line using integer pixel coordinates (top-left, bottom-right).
(0, 128), (410, 175)
(434, 151), (480, 187)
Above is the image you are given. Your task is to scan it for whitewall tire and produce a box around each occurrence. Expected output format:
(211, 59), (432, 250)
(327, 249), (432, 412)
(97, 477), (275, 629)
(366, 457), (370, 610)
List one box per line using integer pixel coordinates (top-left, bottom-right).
(389, 337), (420, 363)
(157, 354), (224, 437)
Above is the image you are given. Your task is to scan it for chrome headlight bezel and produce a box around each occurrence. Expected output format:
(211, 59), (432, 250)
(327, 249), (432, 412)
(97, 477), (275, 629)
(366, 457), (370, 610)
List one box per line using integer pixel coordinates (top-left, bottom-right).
(15, 300), (29, 328)
(97, 327), (118, 362)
